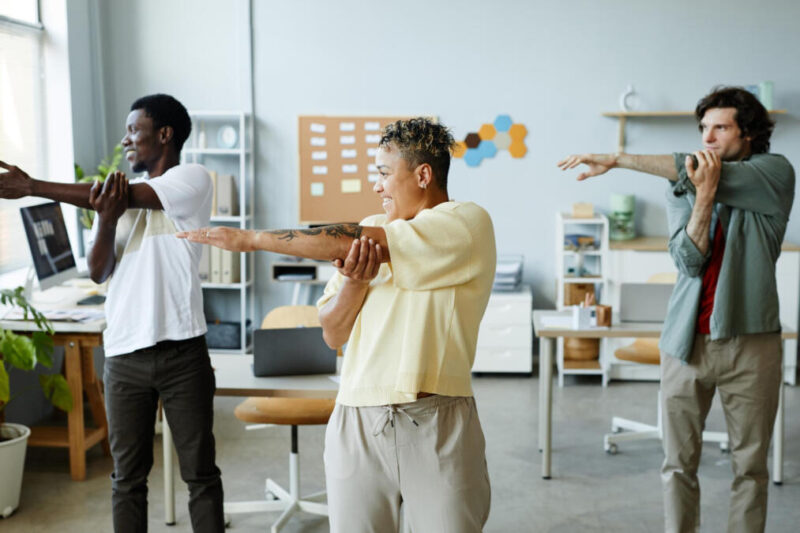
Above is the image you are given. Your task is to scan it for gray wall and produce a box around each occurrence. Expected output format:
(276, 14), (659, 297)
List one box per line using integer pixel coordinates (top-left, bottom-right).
(84, 0), (800, 316)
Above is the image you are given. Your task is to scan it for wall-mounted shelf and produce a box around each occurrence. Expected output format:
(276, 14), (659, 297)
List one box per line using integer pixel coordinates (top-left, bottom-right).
(602, 109), (787, 152)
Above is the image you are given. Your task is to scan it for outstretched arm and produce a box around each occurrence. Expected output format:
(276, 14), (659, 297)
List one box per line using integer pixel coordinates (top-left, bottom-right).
(0, 161), (163, 210)
(177, 224), (391, 263)
(557, 153), (678, 181)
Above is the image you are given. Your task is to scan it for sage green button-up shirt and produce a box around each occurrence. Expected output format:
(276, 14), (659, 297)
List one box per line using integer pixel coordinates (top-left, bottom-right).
(659, 153), (795, 362)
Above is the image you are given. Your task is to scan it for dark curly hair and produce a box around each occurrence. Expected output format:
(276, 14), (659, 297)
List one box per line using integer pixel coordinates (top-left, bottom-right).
(695, 86), (774, 154)
(130, 94), (192, 153)
(379, 117), (455, 190)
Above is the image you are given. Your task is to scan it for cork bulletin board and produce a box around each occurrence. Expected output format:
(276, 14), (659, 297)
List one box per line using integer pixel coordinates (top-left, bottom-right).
(298, 115), (407, 224)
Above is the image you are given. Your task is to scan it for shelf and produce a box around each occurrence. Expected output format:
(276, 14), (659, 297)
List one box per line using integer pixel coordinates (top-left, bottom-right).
(602, 109), (788, 152)
(563, 250), (602, 256)
(209, 344), (253, 356)
(563, 277), (604, 284)
(210, 214), (252, 223)
(202, 280), (253, 289)
(560, 213), (606, 224)
(183, 148), (247, 156)
(186, 110), (246, 118)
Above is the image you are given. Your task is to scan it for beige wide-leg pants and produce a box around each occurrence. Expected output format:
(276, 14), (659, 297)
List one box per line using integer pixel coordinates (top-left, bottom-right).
(324, 395), (491, 533)
(661, 332), (782, 533)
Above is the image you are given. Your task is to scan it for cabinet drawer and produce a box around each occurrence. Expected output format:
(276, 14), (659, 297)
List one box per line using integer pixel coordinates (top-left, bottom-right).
(477, 324), (532, 348)
(482, 299), (531, 326)
(472, 347), (532, 373)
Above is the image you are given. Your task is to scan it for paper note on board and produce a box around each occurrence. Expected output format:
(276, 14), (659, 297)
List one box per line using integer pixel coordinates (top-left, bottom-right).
(341, 149), (357, 158)
(311, 151), (327, 160)
(339, 122), (355, 131)
(310, 123), (326, 133)
(368, 174), (380, 183)
(367, 148), (377, 157)
(310, 182), (324, 196)
(310, 137), (326, 147)
(365, 134), (381, 144)
(312, 165), (328, 175)
(342, 164), (358, 174)
(341, 179), (361, 193)
(368, 164), (378, 172)
(364, 121), (380, 131)
(340, 135), (355, 145)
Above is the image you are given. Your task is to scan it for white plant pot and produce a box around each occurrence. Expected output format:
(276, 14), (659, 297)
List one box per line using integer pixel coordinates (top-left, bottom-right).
(0, 423), (30, 518)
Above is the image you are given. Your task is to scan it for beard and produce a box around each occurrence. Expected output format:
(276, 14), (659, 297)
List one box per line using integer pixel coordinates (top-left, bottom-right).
(131, 159), (147, 173)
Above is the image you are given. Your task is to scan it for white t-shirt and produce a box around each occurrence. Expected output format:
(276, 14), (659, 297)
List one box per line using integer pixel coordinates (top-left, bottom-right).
(89, 163), (213, 357)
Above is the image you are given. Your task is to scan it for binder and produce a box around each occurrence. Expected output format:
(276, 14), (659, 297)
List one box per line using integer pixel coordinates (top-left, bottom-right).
(221, 250), (241, 283)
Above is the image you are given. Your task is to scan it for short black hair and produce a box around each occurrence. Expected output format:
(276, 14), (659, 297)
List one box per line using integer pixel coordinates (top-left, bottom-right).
(130, 94), (192, 153)
(379, 117), (455, 190)
(695, 86), (774, 154)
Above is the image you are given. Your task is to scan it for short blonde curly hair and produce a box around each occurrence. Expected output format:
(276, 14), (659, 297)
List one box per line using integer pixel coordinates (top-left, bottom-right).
(379, 117), (455, 190)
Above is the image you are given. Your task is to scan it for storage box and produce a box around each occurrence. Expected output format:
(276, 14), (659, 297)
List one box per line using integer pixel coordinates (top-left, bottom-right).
(206, 320), (250, 350)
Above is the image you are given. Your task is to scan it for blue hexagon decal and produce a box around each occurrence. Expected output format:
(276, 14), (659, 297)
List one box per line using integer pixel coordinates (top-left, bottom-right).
(493, 114), (512, 132)
(463, 148), (483, 167)
(477, 140), (497, 158)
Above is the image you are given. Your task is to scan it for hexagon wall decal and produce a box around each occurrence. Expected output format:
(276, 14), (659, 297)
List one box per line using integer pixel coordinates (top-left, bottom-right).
(463, 148), (483, 167)
(452, 141), (467, 158)
(455, 115), (527, 166)
(478, 123), (496, 140)
(477, 140), (497, 159)
(493, 114), (513, 132)
(464, 132), (481, 149)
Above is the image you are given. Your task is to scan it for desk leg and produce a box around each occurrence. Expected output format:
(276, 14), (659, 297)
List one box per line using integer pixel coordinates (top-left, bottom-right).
(65, 341), (87, 481)
(81, 345), (110, 455)
(164, 413), (176, 525)
(539, 337), (553, 480)
(773, 351), (784, 485)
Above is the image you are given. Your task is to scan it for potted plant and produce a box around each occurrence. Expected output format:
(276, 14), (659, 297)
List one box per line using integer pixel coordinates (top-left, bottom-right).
(0, 287), (71, 518)
(74, 144), (123, 230)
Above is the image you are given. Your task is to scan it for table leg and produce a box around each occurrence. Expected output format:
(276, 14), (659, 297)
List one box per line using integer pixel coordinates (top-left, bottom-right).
(81, 345), (110, 455)
(163, 411), (176, 525)
(540, 337), (553, 479)
(773, 352), (784, 485)
(64, 340), (87, 481)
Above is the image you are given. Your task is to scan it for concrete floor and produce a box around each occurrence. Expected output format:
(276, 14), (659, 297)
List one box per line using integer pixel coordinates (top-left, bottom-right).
(3, 373), (799, 532)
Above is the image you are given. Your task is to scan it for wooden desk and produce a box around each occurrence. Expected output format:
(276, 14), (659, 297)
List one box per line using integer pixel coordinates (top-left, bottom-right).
(0, 317), (109, 481)
(162, 353), (338, 525)
(532, 310), (796, 483)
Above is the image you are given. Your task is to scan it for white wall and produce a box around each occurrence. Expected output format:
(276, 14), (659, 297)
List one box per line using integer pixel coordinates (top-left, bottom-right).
(89, 0), (800, 315)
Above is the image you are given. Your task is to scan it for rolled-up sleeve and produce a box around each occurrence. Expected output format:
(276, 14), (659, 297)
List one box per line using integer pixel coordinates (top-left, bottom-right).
(665, 180), (709, 278)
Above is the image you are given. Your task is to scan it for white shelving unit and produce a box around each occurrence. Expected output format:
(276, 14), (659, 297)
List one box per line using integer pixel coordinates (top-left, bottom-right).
(554, 212), (609, 385)
(183, 111), (255, 354)
(472, 286), (532, 373)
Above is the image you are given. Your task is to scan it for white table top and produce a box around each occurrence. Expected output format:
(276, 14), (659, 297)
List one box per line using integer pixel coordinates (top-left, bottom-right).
(210, 354), (339, 398)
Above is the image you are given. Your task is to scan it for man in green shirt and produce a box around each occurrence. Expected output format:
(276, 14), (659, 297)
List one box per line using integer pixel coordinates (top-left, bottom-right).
(558, 86), (795, 533)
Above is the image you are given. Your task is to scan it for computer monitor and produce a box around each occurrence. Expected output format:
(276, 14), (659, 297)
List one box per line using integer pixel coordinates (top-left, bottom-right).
(20, 202), (78, 291)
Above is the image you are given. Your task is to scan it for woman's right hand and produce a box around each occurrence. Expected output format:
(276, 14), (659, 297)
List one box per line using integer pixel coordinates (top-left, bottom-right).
(334, 236), (382, 285)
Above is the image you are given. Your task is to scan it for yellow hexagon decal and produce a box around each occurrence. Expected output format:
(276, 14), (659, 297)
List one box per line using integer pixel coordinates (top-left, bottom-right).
(508, 141), (527, 158)
(452, 141), (467, 158)
(478, 123), (496, 140)
(509, 123), (527, 141)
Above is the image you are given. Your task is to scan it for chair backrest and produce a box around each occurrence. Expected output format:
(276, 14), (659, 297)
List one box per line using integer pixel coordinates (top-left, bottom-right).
(261, 305), (342, 357)
(647, 272), (677, 284)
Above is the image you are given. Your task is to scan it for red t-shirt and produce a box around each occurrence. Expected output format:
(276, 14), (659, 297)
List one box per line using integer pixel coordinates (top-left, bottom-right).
(696, 223), (726, 334)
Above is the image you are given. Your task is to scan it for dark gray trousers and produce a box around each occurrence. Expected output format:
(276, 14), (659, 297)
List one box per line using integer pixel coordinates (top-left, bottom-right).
(103, 335), (224, 533)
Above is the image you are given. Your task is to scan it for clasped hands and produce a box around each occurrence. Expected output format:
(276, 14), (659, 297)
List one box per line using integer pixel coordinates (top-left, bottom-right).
(90, 171), (129, 224)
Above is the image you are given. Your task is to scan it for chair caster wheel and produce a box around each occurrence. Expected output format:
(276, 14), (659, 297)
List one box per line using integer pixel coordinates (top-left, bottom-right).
(265, 490), (278, 501)
(719, 443), (730, 453)
(224, 514), (231, 528)
(611, 426), (622, 434)
(605, 444), (618, 455)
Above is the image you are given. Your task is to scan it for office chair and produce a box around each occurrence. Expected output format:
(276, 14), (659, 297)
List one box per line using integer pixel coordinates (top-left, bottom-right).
(224, 305), (335, 533)
(603, 274), (729, 454)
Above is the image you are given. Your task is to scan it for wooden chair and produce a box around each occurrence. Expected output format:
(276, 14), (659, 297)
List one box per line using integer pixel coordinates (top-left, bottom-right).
(224, 305), (336, 533)
(603, 273), (729, 454)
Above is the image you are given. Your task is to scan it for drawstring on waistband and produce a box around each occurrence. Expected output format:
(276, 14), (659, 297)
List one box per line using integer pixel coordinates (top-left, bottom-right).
(372, 405), (419, 436)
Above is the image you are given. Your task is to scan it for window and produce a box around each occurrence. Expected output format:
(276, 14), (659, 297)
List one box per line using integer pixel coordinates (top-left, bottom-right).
(0, 4), (45, 274)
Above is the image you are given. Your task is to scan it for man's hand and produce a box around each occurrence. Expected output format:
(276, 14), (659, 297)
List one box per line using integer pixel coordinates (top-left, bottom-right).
(334, 236), (382, 285)
(176, 226), (256, 252)
(89, 171), (129, 224)
(0, 160), (35, 199)
(557, 153), (618, 181)
(685, 150), (720, 200)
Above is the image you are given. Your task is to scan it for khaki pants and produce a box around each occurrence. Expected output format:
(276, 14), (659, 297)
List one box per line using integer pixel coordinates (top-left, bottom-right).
(324, 395), (491, 533)
(661, 333), (782, 533)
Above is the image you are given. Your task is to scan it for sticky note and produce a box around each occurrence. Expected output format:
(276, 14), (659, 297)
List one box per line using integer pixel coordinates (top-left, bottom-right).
(368, 163), (378, 172)
(312, 165), (328, 175)
(310, 137), (326, 146)
(341, 149), (357, 158)
(339, 122), (355, 131)
(367, 148), (377, 157)
(310, 123), (326, 133)
(365, 134), (381, 144)
(310, 182), (324, 196)
(364, 122), (380, 131)
(340, 135), (355, 145)
(368, 174), (380, 183)
(342, 164), (358, 173)
(311, 151), (327, 160)
(341, 179), (361, 193)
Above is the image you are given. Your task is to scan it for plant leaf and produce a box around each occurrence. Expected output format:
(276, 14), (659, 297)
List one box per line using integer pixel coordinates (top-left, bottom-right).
(39, 374), (73, 412)
(0, 332), (36, 370)
(32, 331), (54, 368)
(0, 362), (9, 404)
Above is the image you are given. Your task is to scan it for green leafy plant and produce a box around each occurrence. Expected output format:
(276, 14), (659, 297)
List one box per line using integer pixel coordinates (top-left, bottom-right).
(74, 144), (123, 229)
(0, 287), (72, 422)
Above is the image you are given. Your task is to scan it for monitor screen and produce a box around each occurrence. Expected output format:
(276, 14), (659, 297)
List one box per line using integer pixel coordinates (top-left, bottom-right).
(20, 202), (78, 291)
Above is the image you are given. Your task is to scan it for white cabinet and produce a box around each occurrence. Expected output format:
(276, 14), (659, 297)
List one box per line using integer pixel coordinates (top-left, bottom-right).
(473, 287), (532, 373)
(182, 111), (255, 354)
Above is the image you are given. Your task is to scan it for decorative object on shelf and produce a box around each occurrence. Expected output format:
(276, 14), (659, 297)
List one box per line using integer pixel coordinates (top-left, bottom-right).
(196, 121), (207, 149)
(572, 202), (594, 218)
(564, 234), (596, 251)
(73, 144), (123, 229)
(618, 84), (639, 112)
(453, 114), (527, 167)
(609, 193), (635, 241)
(596, 304), (612, 327)
(758, 80), (774, 110)
(217, 125), (238, 149)
(493, 255), (523, 292)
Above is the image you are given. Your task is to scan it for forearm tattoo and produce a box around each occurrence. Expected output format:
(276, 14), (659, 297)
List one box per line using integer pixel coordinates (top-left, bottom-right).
(265, 224), (362, 242)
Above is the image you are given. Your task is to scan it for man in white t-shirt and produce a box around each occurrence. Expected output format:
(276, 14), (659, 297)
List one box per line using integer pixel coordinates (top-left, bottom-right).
(0, 94), (223, 532)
